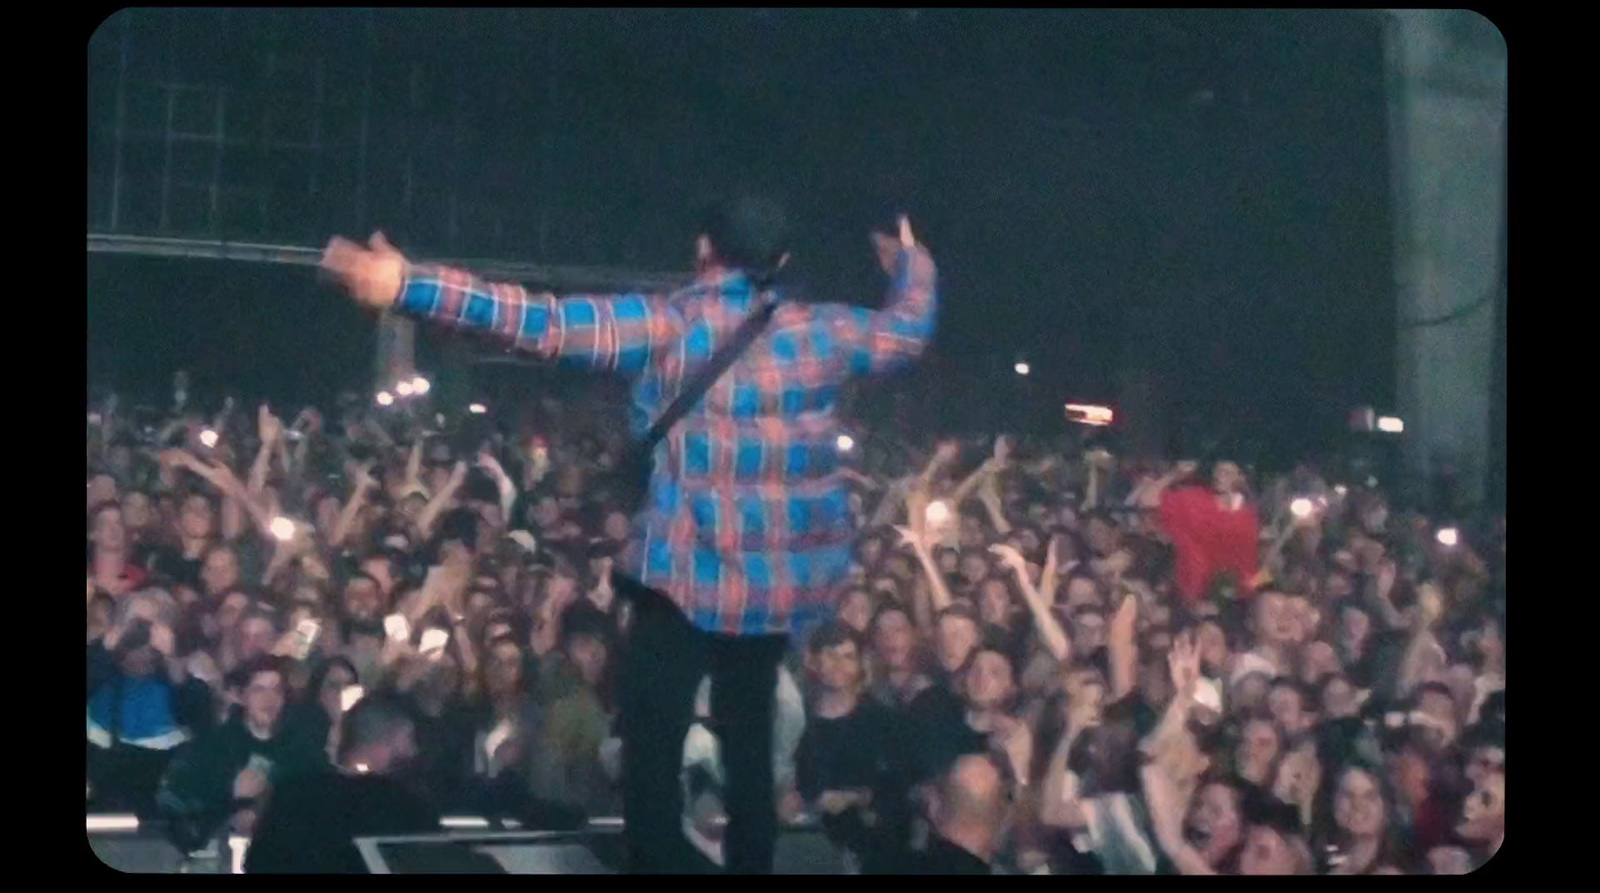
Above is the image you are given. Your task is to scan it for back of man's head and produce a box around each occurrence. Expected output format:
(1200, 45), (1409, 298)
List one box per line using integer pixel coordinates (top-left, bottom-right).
(934, 754), (1008, 850)
(336, 693), (415, 772)
(697, 194), (789, 278)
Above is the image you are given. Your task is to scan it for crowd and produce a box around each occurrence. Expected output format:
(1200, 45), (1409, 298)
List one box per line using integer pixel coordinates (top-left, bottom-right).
(85, 385), (1504, 875)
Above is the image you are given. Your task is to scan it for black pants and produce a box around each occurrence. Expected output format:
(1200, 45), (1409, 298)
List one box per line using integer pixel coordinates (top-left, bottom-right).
(617, 578), (787, 875)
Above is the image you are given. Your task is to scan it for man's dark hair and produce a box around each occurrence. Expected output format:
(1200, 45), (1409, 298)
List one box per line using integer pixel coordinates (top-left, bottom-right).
(337, 693), (415, 765)
(560, 600), (614, 651)
(697, 194), (790, 283)
(808, 620), (862, 656)
(226, 655), (290, 694)
(437, 508), (480, 550)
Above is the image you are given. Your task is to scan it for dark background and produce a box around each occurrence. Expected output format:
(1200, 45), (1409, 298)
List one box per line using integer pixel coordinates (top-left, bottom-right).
(87, 9), (1396, 464)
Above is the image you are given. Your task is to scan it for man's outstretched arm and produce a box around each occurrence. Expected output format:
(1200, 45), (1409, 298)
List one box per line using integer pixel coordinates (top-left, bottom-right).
(829, 216), (938, 378)
(321, 233), (685, 375)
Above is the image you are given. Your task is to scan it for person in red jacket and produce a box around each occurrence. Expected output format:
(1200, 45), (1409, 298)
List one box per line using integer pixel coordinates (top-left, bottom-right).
(1150, 460), (1261, 605)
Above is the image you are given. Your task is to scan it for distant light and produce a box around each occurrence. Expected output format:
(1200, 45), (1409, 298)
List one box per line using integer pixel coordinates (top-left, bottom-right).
(1334, 485), (1349, 497)
(395, 381), (414, 397)
(376, 391), (395, 407)
(1014, 362), (1031, 376)
(199, 428), (219, 449)
(269, 516), (296, 542)
(837, 434), (856, 453)
(441, 816), (493, 830)
(1377, 415), (1405, 434)
(1436, 527), (1460, 547)
(411, 376), (431, 396)
(925, 500), (952, 527)
(1290, 498), (1314, 519)
(468, 403), (488, 415)
(1065, 403), (1115, 427)
(86, 815), (139, 833)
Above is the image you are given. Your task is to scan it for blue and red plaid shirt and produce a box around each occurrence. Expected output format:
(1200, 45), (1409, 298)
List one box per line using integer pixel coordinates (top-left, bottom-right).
(395, 248), (937, 636)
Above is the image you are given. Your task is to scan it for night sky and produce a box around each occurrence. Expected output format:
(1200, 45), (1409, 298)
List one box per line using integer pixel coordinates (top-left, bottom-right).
(88, 9), (1395, 462)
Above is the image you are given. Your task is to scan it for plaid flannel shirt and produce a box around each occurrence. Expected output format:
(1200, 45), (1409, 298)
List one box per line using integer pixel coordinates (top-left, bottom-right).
(395, 248), (937, 636)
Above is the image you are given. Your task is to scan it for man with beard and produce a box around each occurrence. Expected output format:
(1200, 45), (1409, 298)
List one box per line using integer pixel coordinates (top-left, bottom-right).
(245, 694), (440, 873)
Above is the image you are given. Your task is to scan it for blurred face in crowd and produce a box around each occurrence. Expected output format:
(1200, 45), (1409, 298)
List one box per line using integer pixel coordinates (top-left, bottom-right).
(1300, 641), (1341, 686)
(1186, 782), (1244, 863)
(884, 553), (915, 583)
(858, 537), (884, 569)
(1325, 572), (1354, 601)
(486, 639), (524, 697)
(202, 547), (240, 598)
(1072, 608), (1107, 656)
(1062, 666), (1106, 724)
(1195, 621), (1229, 676)
(603, 511), (630, 543)
(88, 474), (118, 510)
(1086, 517), (1117, 558)
(1239, 826), (1306, 876)
(1064, 576), (1101, 610)
(1273, 745), (1322, 813)
(1340, 606), (1372, 655)
(215, 592), (251, 634)
(1455, 770), (1504, 844)
(343, 576), (384, 623)
(1319, 675), (1362, 719)
(533, 497), (561, 531)
(1236, 718), (1283, 785)
(242, 669), (287, 738)
(1415, 688), (1460, 749)
(1268, 682), (1314, 739)
(838, 589), (874, 636)
(959, 554), (989, 587)
(872, 608), (916, 672)
(935, 548), (959, 576)
(1466, 745), (1506, 786)
(977, 579), (1012, 629)
(91, 504), (127, 554)
(815, 639), (864, 695)
(318, 662), (356, 722)
(1231, 673), (1271, 719)
(122, 492), (153, 535)
(963, 649), (1016, 713)
(181, 495), (215, 541)
(1213, 462), (1243, 495)
(567, 633), (609, 689)
(1253, 592), (1296, 649)
(1334, 768), (1388, 841)
(935, 613), (980, 676)
(237, 616), (278, 663)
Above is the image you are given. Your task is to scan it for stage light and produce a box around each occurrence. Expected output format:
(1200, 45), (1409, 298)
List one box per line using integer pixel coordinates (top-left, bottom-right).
(1436, 527), (1459, 547)
(411, 376), (431, 396)
(376, 391), (395, 407)
(395, 381), (414, 397)
(837, 434), (855, 453)
(1290, 498), (1314, 520)
(468, 403), (488, 415)
(198, 428), (219, 449)
(1065, 403), (1115, 427)
(1014, 362), (1031, 376)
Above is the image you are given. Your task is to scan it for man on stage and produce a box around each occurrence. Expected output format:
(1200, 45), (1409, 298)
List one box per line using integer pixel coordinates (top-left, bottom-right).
(320, 198), (937, 874)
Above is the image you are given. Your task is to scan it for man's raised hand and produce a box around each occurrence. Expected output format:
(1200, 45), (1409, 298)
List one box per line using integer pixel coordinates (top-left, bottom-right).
(321, 232), (407, 311)
(871, 214), (920, 275)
